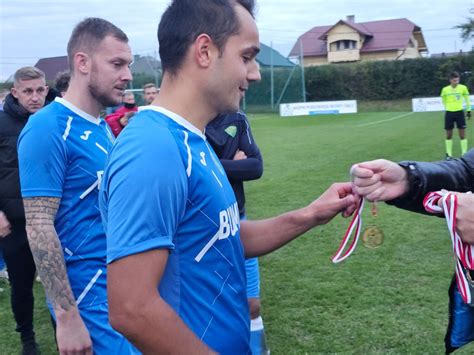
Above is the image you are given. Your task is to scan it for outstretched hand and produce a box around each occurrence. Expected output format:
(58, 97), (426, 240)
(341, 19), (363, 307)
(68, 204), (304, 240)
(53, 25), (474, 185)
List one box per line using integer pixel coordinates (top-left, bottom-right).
(350, 159), (409, 201)
(308, 182), (359, 226)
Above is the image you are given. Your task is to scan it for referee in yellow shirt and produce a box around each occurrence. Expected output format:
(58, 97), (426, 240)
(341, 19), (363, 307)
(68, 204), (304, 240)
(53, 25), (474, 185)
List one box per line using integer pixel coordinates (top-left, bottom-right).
(441, 71), (471, 159)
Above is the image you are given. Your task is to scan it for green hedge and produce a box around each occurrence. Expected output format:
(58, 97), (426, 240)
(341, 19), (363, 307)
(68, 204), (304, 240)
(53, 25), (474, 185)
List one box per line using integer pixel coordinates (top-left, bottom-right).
(2, 54), (471, 110)
(245, 66), (304, 106)
(244, 53), (474, 108)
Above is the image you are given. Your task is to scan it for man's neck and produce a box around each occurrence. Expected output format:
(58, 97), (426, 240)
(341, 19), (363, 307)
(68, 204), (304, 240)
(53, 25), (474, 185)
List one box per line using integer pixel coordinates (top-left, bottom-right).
(152, 75), (216, 132)
(63, 80), (102, 118)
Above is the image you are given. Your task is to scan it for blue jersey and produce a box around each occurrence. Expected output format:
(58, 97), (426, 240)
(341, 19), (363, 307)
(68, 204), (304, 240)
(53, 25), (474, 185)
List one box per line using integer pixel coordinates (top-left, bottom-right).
(100, 106), (250, 354)
(18, 97), (114, 308)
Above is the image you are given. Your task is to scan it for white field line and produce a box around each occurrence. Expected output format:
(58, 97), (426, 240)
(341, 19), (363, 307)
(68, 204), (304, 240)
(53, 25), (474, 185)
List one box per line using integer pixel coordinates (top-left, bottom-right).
(249, 115), (274, 121)
(357, 112), (414, 127)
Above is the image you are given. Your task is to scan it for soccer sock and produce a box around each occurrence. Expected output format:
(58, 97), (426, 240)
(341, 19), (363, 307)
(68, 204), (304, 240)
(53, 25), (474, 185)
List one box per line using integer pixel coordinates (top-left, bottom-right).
(460, 139), (468, 155)
(445, 139), (453, 157)
(250, 316), (270, 355)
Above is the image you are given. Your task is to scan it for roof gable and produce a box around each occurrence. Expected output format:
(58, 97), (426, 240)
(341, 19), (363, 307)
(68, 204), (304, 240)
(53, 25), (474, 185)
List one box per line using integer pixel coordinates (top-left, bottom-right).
(130, 55), (161, 75)
(34, 56), (68, 81)
(290, 18), (421, 57)
(257, 43), (295, 67)
(318, 19), (373, 40)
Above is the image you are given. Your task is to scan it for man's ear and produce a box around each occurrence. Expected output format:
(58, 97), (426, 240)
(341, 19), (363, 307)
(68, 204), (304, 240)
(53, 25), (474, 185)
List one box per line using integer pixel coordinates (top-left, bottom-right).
(74, 52), (91, 75)
(194, 34), (215, 68)
(11, 87), (18, 99)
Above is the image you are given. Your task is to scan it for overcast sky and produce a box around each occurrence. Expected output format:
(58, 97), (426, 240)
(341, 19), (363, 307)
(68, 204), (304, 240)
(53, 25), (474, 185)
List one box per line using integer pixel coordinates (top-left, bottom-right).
(1, 0), (473, 81)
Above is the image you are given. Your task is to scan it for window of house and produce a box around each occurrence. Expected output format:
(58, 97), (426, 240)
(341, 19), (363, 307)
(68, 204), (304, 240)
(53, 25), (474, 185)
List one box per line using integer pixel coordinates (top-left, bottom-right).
(335, 40), (357, 51)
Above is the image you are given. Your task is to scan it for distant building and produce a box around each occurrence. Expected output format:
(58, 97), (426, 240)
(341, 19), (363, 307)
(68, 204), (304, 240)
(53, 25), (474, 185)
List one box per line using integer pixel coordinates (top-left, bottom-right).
(130, 54), (161, 75)
(34, 56), (68, 82)
(33, 54), (162, 83)
(431, 50), (473, 58)
(290, 15), (428, 66)
(256, 43), (295, 67)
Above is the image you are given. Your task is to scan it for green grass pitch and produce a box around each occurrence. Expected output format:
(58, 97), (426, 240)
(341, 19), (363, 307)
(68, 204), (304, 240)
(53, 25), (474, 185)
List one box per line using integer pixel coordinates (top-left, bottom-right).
(1, 110), (473, 354)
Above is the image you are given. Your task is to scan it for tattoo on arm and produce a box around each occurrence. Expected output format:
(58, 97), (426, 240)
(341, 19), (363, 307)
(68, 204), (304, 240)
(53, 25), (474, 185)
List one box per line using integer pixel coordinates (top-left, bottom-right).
(24, 197), (76, 312)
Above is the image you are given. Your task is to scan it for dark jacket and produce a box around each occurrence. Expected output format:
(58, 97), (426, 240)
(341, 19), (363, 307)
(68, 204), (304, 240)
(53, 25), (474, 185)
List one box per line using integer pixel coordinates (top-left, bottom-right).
(0, 91), (57, 250)
(206, 112), (263, 216)
(388, 149), (474, 214)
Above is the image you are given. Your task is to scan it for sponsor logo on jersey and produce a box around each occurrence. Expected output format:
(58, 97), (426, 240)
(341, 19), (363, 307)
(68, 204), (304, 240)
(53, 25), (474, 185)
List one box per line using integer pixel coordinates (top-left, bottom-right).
(224, 125), (237, 138)
(195, 202), (240, 262)
(80, 131), (93, 140)
(200, 151), (207, 166)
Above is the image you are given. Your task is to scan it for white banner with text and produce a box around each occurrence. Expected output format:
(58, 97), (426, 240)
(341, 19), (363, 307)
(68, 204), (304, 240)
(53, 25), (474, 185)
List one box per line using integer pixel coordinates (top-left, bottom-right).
(279, 100), (358, 117)
(412, 96), (474, 112)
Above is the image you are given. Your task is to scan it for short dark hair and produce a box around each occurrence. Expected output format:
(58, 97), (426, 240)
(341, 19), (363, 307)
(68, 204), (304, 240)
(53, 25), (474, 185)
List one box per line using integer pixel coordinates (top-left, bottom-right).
(67, 17), (129, 72)
(54, 71), (71, 93)
(142, 83), (157, 90)
(13, 66), (46, 86)
(449, 71), (460, 79)
(158, 0), (255, 75)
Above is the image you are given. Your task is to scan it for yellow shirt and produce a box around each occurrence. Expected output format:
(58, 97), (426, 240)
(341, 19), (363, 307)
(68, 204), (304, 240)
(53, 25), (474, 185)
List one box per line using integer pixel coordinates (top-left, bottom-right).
(440, 84), (471, 112)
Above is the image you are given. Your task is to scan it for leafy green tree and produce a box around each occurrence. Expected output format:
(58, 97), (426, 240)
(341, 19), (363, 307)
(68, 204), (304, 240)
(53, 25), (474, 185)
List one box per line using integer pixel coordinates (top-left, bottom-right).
(455, 13), (474, 42)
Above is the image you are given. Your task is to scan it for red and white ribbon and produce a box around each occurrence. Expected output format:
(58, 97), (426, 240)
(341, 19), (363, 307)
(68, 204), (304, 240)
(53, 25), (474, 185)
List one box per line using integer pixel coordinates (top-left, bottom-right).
(332, 197), (365, 263)
(424, 191), (474, 304)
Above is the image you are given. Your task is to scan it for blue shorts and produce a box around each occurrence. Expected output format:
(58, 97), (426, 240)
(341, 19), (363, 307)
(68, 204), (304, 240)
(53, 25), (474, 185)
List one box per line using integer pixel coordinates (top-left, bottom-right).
(50, 302), (140, 354)
(241, 214), (261, 299)
(245, 257), (260, 298)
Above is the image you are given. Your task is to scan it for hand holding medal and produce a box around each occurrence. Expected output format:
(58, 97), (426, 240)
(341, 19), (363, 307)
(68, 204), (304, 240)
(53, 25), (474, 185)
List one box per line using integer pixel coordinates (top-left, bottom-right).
(332, 164), (390, 263)
(332, 198), (384, 263)
(362, 202), (384, 249)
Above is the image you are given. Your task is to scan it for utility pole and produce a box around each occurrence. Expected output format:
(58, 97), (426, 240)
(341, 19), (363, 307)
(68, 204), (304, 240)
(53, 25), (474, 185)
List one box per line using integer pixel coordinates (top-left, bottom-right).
(299, 40), (306, 103)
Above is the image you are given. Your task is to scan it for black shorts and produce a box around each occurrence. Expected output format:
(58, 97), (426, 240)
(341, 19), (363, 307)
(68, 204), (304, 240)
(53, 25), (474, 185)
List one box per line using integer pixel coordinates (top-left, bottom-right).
(445, 111), (466, 130)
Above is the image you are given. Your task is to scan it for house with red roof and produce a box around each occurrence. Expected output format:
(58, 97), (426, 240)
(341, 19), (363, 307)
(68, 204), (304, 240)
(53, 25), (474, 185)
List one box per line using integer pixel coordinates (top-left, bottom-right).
(33, 54), (162, 83)
(289, 15), (428, 66)
(34, 56), (68, 82)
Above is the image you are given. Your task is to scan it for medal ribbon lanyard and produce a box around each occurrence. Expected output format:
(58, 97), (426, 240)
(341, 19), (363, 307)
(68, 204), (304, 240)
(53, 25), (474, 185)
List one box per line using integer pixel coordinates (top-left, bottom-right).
(424, 191), (474, 304)
(332, 197), (365, 263)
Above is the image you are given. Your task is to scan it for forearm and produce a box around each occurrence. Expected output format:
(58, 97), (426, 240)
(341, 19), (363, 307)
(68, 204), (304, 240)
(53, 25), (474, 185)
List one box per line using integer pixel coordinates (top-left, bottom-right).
(221, 158), (263, 181)
(242, 182), (357, 257)
(388, 151), (474, 213)
(112, 295), (215, 354)
(241, 206), (316, 258)
(24, 198), (79, 320)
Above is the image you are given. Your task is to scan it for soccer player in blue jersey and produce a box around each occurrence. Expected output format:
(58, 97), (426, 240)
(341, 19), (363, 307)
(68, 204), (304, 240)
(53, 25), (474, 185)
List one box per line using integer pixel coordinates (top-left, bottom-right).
(206, 112), (269, 354)
(100, 1), (358, 354)
(18, 18), (137, 355)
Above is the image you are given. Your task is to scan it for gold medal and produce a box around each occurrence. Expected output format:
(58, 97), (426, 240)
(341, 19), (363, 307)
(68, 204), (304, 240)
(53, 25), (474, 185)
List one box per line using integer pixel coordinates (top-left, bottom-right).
(362, 226), (384, 248)
(362, 202), (384, 249)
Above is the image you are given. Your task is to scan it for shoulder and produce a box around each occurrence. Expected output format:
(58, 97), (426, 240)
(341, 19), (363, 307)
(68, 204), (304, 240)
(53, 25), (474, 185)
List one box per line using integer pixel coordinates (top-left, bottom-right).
(20, 102), (71, 149)
(226, 112), (248, 125)
(0, 110), (18, 137)
(0, 109), (13, 123)
(112, 109), (185, 164)
(27, 101), (66, 130)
